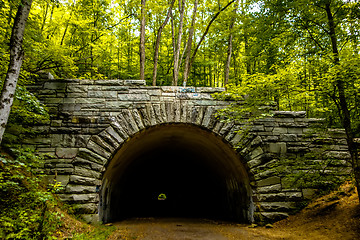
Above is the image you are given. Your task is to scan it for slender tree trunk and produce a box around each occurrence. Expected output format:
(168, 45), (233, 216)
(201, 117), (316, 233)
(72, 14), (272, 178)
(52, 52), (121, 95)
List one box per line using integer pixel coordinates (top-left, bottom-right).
(188, 0), (235, 78)
(244, 35), (251, 74)
(170, 11), (176, 57)
(325, 3), (360, 202)
(140, 0), (146, 80)
(60, 10), (73, 45)
(172, 0), (185, 86)
(0, 0), (33, 144)
(224, 0), (239, 86)
(152, 0), (175, 86)
(224, 31), (233, 86)
(202, 51), (206, 85)
(240, 0), (251, 75)
(117, 44), (120, 79)
(46, 4), (56, 39)
(234, 54), (239, 85)
(127, 29), (131, 75)
(178, 39), (188, 75)
(183, 0), (199, 86)
(40, 2), (49, 33)
(90, 11), (98, 78)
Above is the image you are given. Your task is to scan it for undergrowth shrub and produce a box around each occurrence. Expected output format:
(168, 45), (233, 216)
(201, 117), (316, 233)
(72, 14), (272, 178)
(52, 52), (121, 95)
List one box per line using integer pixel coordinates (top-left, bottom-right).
(0, 149), (63, 239)
(2, 86), (50, 146)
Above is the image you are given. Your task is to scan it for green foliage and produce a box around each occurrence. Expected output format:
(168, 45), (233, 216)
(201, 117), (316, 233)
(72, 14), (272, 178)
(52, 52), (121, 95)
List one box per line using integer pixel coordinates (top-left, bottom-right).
(317, 53), (360, 134)
(9, 86), (49, 126)
(276, 153), (347, 193)
(214, 55), (342, 118)
(213, 74), (276, 121)
(213, 61), (321, 121)
(0, 148), (114, 239)
(0, 85), (50, 145)
(0, 149), (62, 239)
(0, 0), (358, 88)
(72, 225), (116, 240)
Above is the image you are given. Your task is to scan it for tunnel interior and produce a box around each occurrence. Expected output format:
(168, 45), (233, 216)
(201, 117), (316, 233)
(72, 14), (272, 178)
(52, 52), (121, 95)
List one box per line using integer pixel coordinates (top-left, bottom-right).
(100, 124), (253, 223)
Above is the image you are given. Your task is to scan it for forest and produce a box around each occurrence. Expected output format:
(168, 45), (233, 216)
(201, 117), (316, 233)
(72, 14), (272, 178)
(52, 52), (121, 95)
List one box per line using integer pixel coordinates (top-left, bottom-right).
(0, 0), (360, 238)
(0, 0), (358, 114)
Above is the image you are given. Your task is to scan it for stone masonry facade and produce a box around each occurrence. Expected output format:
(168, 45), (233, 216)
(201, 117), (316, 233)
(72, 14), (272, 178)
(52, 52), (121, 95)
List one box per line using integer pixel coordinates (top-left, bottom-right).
(24, 75), (351, 223)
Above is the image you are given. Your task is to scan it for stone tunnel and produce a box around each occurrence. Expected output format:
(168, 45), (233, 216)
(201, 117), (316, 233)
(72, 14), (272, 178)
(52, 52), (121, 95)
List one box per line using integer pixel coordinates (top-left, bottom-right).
(22, 75), (351, 223)
(100, 124), (253, 223)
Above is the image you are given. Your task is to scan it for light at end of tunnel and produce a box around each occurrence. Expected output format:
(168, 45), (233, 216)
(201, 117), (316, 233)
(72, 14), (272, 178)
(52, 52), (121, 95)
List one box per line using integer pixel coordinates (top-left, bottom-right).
(158, 193), (167, 201)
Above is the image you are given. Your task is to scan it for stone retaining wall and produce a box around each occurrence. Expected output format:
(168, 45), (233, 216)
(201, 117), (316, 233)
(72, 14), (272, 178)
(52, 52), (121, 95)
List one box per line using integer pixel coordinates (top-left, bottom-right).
(23, 75), (351, 223)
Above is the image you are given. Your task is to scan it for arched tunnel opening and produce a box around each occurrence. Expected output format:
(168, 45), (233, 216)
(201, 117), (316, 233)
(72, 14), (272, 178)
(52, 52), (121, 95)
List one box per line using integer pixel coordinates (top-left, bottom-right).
(100, 124), (254, 223)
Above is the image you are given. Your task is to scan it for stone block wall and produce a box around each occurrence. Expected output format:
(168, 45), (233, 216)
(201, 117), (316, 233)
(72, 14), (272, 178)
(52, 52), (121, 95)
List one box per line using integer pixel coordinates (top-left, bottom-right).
(27, 78), (227, 144)
(22, 76), (351, 223)
(246, 112), (350, 221)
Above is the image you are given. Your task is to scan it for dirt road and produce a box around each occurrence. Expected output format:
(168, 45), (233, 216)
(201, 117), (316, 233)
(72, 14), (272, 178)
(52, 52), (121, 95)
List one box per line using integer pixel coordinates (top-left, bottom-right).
(107, 218), (276, 240)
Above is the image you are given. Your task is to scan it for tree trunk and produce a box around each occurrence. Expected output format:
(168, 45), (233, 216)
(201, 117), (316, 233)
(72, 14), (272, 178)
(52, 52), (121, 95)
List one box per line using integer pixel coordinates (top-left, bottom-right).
(60, 8), (73, 45)
(117, 44), (121, 79)
(46, 4), (56, 39)
(224, 31), (233, 86)
(40, 2), (49, 33)
(183, 0), (199, 86)
(90, 11), (98, 78)
(188, 0), (235, 77)
(325, 3), (360, 202)
(224, 0), (239, 86)
(170, 11), (175, 57)
(152, 0), (175, 86)
(0, 0), (33, 144)
(140, 0), (146, 80)
(172, 0), (185, 86)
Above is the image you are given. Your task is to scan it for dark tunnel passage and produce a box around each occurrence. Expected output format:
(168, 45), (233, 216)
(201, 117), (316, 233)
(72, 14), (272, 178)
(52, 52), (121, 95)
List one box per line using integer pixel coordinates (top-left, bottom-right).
(99, 124), (254, 223)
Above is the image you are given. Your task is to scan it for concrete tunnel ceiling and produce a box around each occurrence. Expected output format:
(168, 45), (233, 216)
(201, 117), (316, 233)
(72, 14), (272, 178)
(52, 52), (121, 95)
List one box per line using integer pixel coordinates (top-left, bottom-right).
(99, 123), (254, 223)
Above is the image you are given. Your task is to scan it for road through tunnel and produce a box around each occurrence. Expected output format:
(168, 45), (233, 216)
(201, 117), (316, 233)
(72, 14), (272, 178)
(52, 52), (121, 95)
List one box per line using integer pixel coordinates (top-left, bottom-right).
(99, 124), (254, 223)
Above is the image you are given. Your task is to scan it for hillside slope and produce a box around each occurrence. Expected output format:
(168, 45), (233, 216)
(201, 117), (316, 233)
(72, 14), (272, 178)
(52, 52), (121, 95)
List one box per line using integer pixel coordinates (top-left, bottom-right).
(250, 182), (360, 240)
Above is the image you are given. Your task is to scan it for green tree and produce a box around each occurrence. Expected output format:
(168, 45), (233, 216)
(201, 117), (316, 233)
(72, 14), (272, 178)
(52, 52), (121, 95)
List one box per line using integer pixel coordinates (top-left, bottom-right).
(220, 0), (360, 201)
(0, 0), (33, 144)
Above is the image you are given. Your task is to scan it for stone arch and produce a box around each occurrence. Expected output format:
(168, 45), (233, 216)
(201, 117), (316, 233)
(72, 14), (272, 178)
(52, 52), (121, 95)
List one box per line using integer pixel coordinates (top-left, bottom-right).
(81, 102), (267, 223)
(100, 123), (255, 223)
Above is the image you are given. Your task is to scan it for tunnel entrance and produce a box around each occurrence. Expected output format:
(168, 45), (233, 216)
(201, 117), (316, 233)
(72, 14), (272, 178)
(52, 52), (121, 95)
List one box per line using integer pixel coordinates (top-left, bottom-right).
(100, 124), (254, 223)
